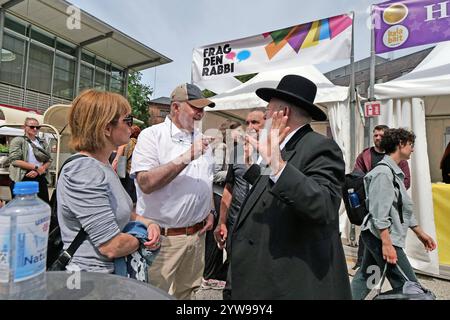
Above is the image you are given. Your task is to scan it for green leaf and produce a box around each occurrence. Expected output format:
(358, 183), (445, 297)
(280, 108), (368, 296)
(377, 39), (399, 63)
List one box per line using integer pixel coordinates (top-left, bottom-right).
(127, 72), (153, 128)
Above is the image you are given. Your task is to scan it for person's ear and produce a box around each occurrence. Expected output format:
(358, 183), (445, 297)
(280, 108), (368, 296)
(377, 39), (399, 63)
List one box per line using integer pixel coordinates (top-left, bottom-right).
(172, 102), (181, 112)
(104, 123), (112, 137)
(284, 107), (290, 117)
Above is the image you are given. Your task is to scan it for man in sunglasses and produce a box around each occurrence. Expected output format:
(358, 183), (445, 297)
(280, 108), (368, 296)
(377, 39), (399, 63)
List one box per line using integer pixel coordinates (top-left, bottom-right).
(7, 117), (52, 203)
(131, 83), (216, 300)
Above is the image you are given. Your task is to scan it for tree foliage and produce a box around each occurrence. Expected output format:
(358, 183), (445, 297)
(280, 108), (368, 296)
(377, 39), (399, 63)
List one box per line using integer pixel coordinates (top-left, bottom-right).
(127, 72), (153, 127)
(202, 89), (217, 98)
(200, 73), (257, 99)
(235, 73), (258, 83)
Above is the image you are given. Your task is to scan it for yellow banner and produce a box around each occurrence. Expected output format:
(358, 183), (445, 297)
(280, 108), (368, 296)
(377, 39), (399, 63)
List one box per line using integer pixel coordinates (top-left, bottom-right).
(432, 183), (450, 266)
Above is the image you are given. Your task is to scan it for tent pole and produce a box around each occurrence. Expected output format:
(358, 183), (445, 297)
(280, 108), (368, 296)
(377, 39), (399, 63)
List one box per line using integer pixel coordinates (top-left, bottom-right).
(349, 11), (357, 246)
(349, 11), (356, 168)
(367, 4), (376, 147)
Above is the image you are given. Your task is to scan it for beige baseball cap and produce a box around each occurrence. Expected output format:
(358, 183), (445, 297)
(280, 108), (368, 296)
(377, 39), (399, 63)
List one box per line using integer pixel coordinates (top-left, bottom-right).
(170, 83), (215, 108)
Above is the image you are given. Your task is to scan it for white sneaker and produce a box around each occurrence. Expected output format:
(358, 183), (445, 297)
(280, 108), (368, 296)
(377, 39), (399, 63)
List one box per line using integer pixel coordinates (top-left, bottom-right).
(200, 278), (226, 290)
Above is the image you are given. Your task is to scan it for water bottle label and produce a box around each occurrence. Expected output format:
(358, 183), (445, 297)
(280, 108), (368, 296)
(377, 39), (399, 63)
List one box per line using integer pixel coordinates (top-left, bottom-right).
(0, 216), (11, 283)
(14, 213), (50, 282)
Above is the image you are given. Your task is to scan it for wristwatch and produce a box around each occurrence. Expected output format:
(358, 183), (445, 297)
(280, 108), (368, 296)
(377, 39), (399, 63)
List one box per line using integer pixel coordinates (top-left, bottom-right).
(210, 209), (217, 219)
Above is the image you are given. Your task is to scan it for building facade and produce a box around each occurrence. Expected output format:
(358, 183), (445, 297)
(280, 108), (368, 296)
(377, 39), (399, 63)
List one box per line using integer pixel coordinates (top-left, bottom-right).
(148, 97), (170, 126)
(0, 0), (171, 113)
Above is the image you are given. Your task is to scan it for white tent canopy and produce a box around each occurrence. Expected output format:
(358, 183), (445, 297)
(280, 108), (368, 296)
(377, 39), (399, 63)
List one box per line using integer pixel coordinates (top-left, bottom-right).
(376, 42), (450, 102)
(0, 120), (24, 136)
(373, 42), (450, 276)
(204, 65), (362, 173)
(206, 65), (348, 112)
(203, 65), (364, 244)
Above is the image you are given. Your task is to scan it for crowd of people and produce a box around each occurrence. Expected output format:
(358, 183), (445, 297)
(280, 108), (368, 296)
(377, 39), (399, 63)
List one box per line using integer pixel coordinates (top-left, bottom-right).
(4, 74), (443, 300)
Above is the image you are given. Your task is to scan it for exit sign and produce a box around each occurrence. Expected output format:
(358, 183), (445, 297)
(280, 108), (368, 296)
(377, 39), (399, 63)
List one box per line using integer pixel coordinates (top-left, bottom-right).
(365, 101), (381, 117)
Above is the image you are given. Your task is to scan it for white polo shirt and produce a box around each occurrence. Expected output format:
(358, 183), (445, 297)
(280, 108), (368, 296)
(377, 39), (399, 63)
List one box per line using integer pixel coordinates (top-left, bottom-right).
(130, 117), (214, 228)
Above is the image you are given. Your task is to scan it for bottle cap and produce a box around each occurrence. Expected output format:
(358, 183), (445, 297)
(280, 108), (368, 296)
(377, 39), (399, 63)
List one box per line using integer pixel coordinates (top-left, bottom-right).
(13, 181), (39, 195)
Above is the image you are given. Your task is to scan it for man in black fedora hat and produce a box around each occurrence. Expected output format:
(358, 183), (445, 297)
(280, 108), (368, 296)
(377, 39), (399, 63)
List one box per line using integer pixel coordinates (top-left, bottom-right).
(230, 75), (351, 299)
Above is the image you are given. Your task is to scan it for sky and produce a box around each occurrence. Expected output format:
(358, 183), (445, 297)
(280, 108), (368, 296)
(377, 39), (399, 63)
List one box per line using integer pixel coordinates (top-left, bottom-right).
(70, 0), (434, 99)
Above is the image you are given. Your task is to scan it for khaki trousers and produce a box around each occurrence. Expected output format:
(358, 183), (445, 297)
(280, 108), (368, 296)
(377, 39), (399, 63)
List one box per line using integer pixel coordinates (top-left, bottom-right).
(148, 231), (205, 300)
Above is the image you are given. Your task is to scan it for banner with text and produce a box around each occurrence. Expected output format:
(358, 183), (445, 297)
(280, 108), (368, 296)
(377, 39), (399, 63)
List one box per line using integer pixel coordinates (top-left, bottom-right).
(192, 13), (353, 83)
(374, 0), (450, 53)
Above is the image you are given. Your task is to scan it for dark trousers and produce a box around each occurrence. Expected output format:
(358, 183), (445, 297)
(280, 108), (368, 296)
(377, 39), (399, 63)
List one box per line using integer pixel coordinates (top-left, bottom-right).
(222, 263), (232, 300)
(222, 212), (237, 300)
(351, 230), (418, 300)
(356, 234), (365, 266)
(10, 173), (49, 204)
(203, 192), (227, 281)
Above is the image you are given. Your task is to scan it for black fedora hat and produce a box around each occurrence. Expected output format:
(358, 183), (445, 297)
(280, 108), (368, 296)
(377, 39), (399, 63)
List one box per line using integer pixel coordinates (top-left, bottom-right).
(255, 74), (327, 121)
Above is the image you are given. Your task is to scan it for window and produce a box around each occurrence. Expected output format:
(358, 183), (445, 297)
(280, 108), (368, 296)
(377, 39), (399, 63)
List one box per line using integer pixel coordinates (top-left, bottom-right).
(56, 40), (76, 56)
(160, 109), (169, 117)
(0, 34), (26, 86)
(53, 55), (75, 99)
(82, 52), (95, 65)
(4, 16), (27, 35)
(27, 43), (53, 94)
(95, 58), (107, 70)
(94, 69), (107, 90)
(110, 66), (124, 93)
(79, 64), (94, 92)
(31, 28), (55, 48)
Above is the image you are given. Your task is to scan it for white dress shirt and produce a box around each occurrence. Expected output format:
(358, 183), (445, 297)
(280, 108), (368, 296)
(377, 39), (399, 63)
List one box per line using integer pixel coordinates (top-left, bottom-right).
(130, 117), (214, 228)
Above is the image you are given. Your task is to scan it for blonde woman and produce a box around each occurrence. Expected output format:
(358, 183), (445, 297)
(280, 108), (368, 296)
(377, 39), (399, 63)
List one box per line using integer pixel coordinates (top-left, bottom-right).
(57, 90), (160, 273)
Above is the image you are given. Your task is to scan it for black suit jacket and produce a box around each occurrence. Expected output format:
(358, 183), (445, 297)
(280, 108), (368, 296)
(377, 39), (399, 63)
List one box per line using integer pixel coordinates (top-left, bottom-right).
(230, 124), (351, 300)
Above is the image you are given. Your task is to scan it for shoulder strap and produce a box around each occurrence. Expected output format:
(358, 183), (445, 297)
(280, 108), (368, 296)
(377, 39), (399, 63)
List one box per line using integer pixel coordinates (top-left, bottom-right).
(49, 154), (88, 271)
(23, 136), (52, 161)
(374, 163), (404, 224)
(60, 154), (88, 171)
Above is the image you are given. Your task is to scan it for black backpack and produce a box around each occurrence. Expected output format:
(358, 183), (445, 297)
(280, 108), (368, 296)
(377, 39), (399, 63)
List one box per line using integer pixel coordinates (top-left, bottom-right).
(46, 154), (88, 270)
(342, 163), (404, 226)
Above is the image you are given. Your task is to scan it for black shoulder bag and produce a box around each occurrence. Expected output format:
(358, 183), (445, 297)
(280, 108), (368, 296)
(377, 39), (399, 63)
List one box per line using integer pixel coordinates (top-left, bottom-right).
(23, 136), (52, 163)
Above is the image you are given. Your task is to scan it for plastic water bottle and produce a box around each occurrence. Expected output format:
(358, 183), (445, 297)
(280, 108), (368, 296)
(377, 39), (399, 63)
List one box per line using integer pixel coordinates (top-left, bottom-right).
(348, 188), (361, 209)
(0, 181), (51, 299)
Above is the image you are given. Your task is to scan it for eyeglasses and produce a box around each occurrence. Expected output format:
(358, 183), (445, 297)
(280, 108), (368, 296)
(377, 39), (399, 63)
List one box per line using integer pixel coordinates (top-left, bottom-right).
(123, 115), (133, 127)
(26, 125), (41, 130)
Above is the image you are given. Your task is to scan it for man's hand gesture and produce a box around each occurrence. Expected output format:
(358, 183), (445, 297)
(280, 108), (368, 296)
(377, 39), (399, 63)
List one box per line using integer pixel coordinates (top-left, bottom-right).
(246, 111), (290, 175)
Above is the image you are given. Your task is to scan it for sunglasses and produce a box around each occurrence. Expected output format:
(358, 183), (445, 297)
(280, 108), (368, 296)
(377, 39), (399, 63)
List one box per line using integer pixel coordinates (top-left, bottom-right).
(27, 125), (41, 130)
(123, 115), (133, 127)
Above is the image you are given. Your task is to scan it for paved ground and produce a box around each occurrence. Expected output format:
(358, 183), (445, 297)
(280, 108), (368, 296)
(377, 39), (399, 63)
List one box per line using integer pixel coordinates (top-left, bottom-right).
(194, 249), (450, 300)
(195, 272), (450, 300)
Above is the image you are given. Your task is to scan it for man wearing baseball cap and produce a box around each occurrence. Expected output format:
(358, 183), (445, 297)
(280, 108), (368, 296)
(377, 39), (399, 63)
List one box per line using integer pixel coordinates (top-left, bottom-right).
(130, 83), (216, 299)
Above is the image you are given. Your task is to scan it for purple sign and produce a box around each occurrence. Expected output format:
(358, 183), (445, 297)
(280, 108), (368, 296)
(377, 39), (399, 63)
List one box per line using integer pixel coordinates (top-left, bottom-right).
(374, 0), (450, 53)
